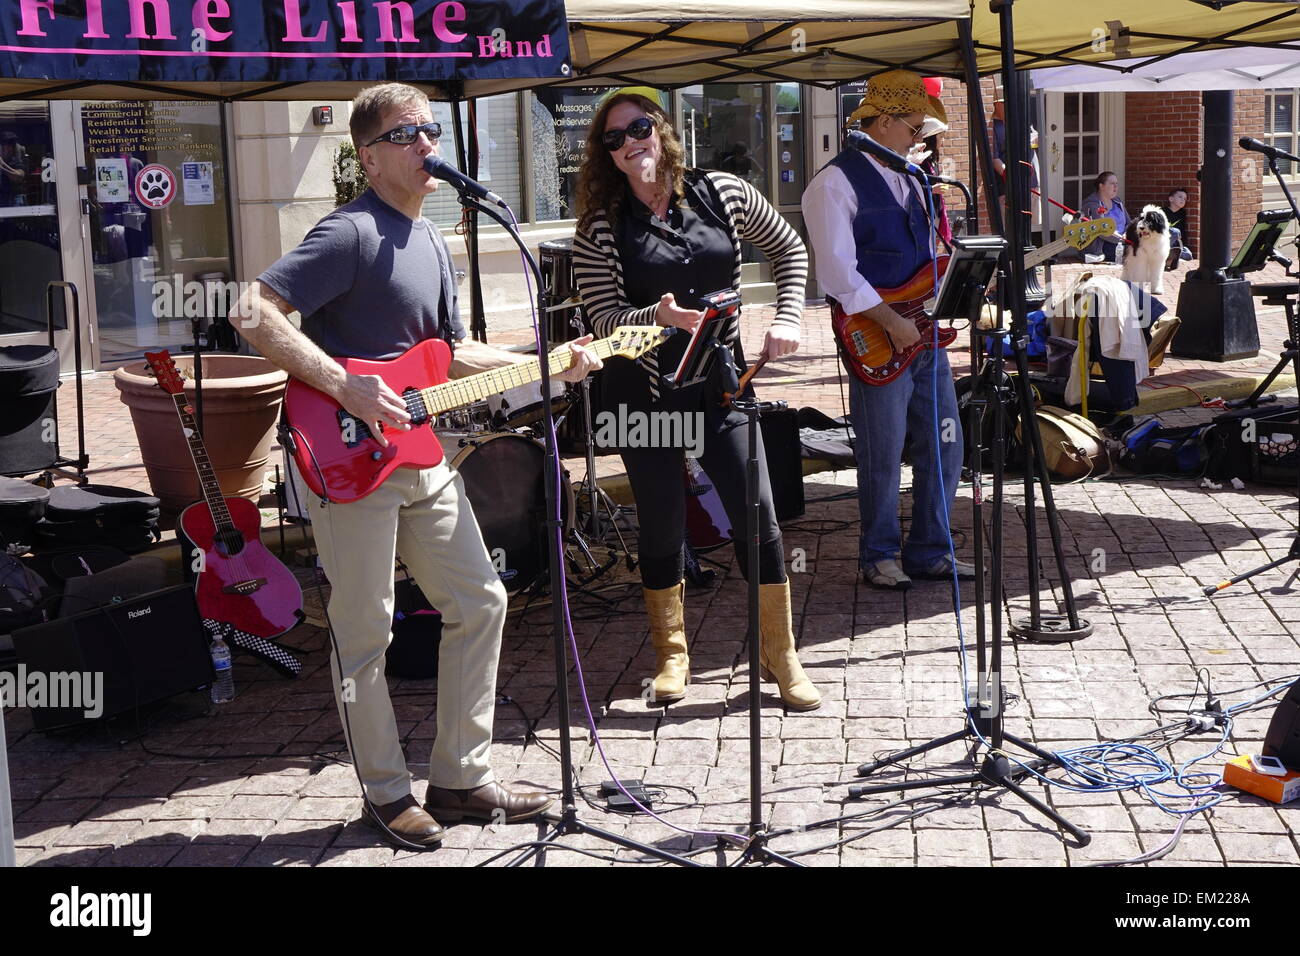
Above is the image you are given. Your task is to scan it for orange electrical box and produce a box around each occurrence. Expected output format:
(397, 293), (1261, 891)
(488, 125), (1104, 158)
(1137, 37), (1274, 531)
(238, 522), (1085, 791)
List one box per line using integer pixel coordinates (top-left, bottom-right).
(1223, 754), (1300, 804)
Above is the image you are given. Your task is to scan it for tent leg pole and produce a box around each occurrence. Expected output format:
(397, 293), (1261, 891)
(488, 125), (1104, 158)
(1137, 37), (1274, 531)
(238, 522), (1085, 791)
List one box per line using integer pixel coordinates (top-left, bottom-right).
(452, 92), (488, 343)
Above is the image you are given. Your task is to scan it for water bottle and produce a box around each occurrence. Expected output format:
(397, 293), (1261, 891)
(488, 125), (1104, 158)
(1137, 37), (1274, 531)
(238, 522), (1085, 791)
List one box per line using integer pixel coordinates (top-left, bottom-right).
(209, 633), (234, 703)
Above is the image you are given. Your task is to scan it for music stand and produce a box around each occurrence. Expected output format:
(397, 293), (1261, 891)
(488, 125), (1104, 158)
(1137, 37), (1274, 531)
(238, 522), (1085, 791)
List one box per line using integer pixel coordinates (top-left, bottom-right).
(1228, 209), (1295, 278)
(930, 235), (1006, 321)
(655, 289), (801, 866)
(668, 290), (740, 391)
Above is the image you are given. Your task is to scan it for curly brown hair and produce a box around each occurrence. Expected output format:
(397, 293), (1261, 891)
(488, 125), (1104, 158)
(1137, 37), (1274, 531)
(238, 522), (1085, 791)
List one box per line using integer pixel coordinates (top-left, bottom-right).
(575, 93), (687, 231)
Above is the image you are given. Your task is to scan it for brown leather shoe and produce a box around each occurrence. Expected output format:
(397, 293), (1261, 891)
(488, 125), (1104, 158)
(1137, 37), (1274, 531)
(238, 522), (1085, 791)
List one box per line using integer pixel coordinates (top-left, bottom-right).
(424, 780), (553, 824)
(361, 794), (444, 847)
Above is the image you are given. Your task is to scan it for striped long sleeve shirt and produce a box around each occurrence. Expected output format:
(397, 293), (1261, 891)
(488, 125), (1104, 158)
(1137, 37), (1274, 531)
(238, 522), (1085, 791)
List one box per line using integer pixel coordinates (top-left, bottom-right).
(572, 169), (808, 401)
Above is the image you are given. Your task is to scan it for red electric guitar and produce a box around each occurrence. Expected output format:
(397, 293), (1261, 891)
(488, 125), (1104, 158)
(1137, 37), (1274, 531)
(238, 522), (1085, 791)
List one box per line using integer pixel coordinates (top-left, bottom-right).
(283, 325), (669, 504)
(832, 218), (1117, 386)
(144, 351), (304, 639)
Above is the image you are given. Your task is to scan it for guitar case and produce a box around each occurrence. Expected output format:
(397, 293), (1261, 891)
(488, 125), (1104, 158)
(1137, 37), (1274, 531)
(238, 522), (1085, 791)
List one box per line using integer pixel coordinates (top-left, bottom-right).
(34, 484), (162, 554)
(0, 475), (50, 551)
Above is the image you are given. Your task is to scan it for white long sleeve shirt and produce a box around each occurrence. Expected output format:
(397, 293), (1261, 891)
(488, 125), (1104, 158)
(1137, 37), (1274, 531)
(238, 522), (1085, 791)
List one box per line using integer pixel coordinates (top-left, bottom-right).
(801, 146), (930, 315)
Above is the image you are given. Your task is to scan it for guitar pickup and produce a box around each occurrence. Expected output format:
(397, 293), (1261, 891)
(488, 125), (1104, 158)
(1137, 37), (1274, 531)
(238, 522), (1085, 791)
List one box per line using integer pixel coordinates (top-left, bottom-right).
(223, 578), (268, 596)
(337, 410), (373, 448)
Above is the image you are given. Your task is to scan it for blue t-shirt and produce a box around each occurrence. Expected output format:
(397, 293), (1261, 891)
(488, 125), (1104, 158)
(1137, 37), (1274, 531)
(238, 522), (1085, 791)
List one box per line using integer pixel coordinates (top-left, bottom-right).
(258, 190), (465, 360)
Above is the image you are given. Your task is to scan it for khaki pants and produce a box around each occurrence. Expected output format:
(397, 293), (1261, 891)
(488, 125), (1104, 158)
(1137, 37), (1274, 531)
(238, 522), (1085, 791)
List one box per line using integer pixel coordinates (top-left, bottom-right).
(308, 461), (507, 805)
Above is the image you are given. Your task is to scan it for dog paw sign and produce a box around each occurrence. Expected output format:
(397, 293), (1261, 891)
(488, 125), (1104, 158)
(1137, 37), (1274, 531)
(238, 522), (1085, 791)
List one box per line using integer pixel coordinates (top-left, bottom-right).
(135, 164), (177, 209)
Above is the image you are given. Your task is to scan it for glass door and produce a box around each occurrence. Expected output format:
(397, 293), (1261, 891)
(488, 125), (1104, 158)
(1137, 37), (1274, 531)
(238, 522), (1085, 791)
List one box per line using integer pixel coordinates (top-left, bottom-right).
(1044, 91), (1124, 243)
(74, 100), (234, 366)
(0, 101), (77, 361)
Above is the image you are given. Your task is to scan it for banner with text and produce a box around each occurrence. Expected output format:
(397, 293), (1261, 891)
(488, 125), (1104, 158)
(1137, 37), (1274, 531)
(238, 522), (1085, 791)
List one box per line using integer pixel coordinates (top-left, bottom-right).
(0, 0), (570, 84)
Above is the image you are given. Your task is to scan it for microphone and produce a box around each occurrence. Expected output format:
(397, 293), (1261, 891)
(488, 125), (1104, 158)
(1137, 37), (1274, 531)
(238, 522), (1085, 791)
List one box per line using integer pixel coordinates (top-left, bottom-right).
(844, 129), (960, 185)
(422, 155), (506, 208)
(1239, 137), (1300, 165)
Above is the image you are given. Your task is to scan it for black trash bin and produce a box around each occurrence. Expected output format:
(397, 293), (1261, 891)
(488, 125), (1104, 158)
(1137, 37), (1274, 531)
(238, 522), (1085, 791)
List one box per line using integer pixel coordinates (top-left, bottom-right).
(0, 345), (60, 477)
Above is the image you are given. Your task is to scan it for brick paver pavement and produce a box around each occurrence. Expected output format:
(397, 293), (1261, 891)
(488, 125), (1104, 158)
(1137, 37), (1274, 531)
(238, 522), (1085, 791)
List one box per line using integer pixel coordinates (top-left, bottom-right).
(8, 267), (1300, 867)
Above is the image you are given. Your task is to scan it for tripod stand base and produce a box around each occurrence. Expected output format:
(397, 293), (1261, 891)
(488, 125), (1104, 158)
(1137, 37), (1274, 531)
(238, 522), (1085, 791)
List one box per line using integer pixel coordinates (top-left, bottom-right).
(504, 806), (710, 867)
(1009, 615), (1093, 643)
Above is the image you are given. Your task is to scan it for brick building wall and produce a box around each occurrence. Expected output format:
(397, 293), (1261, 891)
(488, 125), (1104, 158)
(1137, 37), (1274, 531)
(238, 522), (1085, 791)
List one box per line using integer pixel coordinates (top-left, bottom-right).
(934, 77), (999, 233)
(1123, 91), (1202, 246)
(928, 83), (1267, 254)
(1234, 90), (1267, 245)
(1122, 89), (1264, 254)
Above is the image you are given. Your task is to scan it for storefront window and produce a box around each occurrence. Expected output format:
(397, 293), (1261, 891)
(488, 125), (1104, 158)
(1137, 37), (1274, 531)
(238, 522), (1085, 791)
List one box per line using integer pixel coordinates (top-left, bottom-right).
(531, 86), (620, 222)
(0, 102), (62, 336)
(682, 84), (770, 196)
(775, 83), (805, 207)
(839, 82), (866, 132)
(423, 95), (522, 228)
(682, 84), (770, 264)
(1266, 89), (1296, 177)
(80, 101), (231, 364)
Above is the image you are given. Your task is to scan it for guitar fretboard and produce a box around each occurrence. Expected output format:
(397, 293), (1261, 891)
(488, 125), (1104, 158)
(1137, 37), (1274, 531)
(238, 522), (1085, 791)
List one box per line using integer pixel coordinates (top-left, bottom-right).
(169, 393), (234, 533)
(418, 334), (654, 416)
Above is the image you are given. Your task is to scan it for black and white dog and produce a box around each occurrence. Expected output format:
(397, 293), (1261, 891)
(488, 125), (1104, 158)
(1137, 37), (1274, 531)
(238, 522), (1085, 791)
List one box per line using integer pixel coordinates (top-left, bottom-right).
(1121, 205), (1172, 295)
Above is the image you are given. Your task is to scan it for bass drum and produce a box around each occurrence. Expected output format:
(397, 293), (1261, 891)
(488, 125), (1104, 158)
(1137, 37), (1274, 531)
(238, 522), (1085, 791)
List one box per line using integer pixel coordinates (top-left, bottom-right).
(450, 432), (573, 593)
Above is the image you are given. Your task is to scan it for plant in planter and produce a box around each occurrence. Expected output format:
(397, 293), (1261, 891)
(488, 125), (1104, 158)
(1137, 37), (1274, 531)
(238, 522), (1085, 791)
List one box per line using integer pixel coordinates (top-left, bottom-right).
(333, 142), (369, 207)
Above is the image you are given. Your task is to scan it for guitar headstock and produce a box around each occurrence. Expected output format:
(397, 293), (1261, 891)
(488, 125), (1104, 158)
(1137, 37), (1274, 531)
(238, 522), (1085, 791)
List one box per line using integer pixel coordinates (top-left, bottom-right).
(1062, 218), (1117, 250)
(605, 325), (672, 361)
(143, 350), (186, 395)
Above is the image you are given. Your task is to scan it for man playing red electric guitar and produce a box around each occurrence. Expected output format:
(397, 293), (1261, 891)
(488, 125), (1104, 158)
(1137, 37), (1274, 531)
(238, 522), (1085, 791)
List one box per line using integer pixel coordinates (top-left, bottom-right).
(802, 70), (974, 590)
(233, 83), (600, 848)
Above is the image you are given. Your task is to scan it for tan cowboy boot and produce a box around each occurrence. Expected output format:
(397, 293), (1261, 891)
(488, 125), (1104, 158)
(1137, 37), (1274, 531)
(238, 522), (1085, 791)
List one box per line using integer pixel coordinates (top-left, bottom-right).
(643, 581), (689, 705)
(758, 581), (821, 711)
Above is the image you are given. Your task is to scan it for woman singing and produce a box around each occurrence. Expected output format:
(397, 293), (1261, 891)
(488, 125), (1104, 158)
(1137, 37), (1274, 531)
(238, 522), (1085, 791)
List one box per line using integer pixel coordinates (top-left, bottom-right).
(571, 91), (819, 711)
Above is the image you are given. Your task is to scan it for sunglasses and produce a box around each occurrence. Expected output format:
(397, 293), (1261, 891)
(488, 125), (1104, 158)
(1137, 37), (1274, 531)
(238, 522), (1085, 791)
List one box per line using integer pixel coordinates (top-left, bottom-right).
(892, 116), (923, 139)
(365, 122), (442, 147)
(602, 116), (654, 151)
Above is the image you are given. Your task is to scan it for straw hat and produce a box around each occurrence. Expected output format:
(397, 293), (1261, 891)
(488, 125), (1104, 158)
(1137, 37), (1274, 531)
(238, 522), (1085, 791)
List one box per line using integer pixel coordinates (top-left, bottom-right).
(601, 86), (669, 111)
(849, 69), (947, 134)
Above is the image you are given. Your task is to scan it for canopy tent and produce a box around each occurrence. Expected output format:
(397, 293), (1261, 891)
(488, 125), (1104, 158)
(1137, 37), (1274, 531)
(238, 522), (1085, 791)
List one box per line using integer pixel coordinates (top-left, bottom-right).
(463, 0), (1300, 94)
(1031, 44), (1300, 91)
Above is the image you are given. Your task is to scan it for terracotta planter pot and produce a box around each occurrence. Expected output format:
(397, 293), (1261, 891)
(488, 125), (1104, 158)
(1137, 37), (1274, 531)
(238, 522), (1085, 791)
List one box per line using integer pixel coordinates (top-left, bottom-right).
(114, 354), (287, 515)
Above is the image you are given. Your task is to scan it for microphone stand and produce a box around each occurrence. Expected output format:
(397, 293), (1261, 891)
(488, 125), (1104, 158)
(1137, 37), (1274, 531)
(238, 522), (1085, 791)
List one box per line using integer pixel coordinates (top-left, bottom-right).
(657, 323), (801, 867)
(448, 189), (700, 867)
(1203, 155), (1300, 595)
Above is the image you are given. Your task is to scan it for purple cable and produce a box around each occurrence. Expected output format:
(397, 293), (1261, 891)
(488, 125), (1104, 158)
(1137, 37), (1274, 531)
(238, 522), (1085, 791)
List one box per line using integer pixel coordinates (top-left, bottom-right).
(509, 210), (747, 849)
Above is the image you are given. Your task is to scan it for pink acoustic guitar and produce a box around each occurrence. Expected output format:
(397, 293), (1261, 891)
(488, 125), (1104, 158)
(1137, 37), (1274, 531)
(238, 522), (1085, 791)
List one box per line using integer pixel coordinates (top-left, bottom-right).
(145, 351), (303, 639)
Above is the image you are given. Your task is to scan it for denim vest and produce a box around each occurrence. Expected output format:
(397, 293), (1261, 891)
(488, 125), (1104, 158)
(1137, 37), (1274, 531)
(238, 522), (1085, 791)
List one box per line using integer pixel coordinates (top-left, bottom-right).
(824, 147), (933, 291)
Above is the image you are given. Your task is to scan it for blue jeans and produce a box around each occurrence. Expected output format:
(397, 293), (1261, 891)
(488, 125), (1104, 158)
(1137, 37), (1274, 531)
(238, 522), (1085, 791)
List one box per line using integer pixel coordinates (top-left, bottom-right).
(848, 347), (963, 570)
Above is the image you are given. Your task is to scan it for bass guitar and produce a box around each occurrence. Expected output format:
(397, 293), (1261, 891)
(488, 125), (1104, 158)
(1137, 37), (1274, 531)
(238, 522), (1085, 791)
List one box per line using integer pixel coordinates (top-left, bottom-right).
(144, 350), (304, 639)
(832, 218), (1117, 387)
(283, 325), (669, 504)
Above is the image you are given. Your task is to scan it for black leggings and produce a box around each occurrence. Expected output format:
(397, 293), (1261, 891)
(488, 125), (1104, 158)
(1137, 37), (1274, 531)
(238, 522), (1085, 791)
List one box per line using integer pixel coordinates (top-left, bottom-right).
(622, 401), (786, 590)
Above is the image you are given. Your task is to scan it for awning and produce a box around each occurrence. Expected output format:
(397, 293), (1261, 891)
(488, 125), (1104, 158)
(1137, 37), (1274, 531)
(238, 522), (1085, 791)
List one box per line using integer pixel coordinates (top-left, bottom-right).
(1032, 44), (1300, 91)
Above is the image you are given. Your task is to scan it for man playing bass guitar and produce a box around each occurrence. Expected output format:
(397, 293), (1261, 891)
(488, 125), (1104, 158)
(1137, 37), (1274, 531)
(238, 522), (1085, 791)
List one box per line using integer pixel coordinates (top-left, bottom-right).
(232, 83), (600, 848)
(802, 70), (973, 590)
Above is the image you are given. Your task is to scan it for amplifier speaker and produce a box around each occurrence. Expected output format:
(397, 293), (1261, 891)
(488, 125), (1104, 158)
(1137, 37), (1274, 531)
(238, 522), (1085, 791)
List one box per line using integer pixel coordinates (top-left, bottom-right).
(11, 584), (213, 730)
(760, 406), (805, 523)
(1264, 680), (1300, 771)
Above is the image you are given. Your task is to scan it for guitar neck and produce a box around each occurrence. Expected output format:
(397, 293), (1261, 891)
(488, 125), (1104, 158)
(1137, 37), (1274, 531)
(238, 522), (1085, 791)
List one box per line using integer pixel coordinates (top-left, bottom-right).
(169, 393), (234, 529)
(1024, 236), (1075, 270)
(420, 335), (630, 415)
